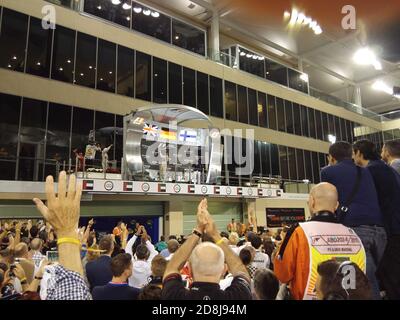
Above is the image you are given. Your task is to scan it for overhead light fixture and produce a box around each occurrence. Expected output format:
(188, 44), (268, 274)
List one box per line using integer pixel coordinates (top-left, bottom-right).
(12, 56), (17, 60)
(240, 51), (246, 56)
(372, 80), (394, 95)
(283, 11), (291, 19)
(122, 3), (132, 10)
(151, 11), (160, 18)
(252, 55), (258, 60)
(126, 16), (131, 21)
(133, 7), (142, 13)
(246, 53), (252, 58)
(328, 134), (337, 144)
(286, 8), (322, 35)
(258, 56), (265, 61)
(97, 5), (102, 10)
(111, 0), (121, 5)
(300, 73), (309, 82)
(353, 47), (382, 70)
(143, 9), (151, 16)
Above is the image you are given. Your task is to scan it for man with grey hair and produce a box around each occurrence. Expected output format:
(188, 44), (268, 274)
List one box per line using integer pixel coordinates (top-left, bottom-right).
(162, 199), (252, 300)
(29, 238), (45, 270)
(381, 140), (400, 174)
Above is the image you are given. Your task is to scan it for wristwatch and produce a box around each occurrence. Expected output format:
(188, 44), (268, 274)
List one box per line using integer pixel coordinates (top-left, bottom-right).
(192, 229), (202, 238)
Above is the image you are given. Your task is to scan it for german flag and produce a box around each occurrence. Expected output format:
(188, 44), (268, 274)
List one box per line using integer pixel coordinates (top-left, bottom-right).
(160, 129), (177, 141)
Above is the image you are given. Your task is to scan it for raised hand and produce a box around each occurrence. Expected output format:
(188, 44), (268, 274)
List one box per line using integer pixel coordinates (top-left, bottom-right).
(32, 171), (82, 238)
(196, 198), (209, 233)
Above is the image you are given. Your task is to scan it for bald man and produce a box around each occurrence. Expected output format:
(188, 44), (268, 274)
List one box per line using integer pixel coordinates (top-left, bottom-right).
(273, 183), (366, 300)
(29, 238), (45, 270)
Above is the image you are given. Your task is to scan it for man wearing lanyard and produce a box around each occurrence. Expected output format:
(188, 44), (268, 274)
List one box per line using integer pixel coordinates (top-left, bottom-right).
(92, 253), (140, 300)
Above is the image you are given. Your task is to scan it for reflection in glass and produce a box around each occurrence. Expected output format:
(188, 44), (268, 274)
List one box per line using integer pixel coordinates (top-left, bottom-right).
(238, 86), (248, 124)
(300, 105), (309, 137)
(340, 118), (348, 142)
(224, 81), (237, 121)
(334, 116), (342, 141)
(52, 26), (75, 83)
(97, 39), (116, 93)
(293, 103), (302, 136)
(238, 47), (265, 78)
(248, 89), (258, 126)
(197, 72), (209, 114)
(172, 19), (205, 56)
(0, 9), (28, 72)
(288, 68), (309, 94)
(311, 152), (320, 183)
(265, 59), (288, 86)
(267, 95), (277, 130)
(26, 17), (53, 78)
(183, 67), (196, 108)
(321, 112), (329, 142)
(71, 107), (94, 159)
(296, 149), (305, 180)
(308, 108), (316, 139)
(75, 32), (97, 88)
(315, 110), (323, 140)
(84, 0), (131, 28)
(253, 141), (261, 176)
(209, 76), (223, 118)
(270, 144), (280, 176)
(304, 150), (313, 182)
(284, 100), (294, 134)
(279, 145), (289, 180)
(257, 92), (267, 128)
(288, 147), (297, 180)
(153, 57), (167, 103)
(136, 51), (151, 101)
(168, 62), (182, 104)
(276, 98), (285, 132)
(261, 142), (271, 176)
(117, 45), (135, 97)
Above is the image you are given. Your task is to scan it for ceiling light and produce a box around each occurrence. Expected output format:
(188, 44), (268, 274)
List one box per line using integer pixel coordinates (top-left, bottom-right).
(12, 56), (17, 60)
(353, 47), (376, 65)
(67, 59), (71, 63)
(300, 73), (309, 82)
(59, 67), (63, 71)
(89, 66), (93, 69)
(240, 51), (246, 56)
(328, 134), (337, 144)
(80, 73), (84, 76)
(252, 55), (258, 60)
(283, 11), (291, 19)
(122, 3), (132, 10)
(258, 56), (264, 60)
(246, 53), (252, 58)
(111, 0), (121, 5)
(296, 13), (305, 24)
(7, 64), (12, 68)
(36, 62), (41, 66)
(372, 80), (393, 95)
(151, 11), (160, 18)
(289, 8), (298, 25)
(97, 5), (102, 10)
(373, 60), (382, 70)
(314, 26), (323, 35)
(133, 7), (142, 13)
(126, 16), (131, 21)
(175, 35), (179, 40)
(143, 9), (151, 16)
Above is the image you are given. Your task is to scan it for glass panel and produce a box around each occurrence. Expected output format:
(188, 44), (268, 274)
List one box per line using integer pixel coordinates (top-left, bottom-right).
(308, 108), (316, 139)
(117, 45), (134, 97)
(293, 103), (302, 136)
(346, 120), (354, 143)
(300, 105), (309, 137)
(52, 26), (75, 83)
(75, 32), (97, 88)
(279, 145), (289, 180)
(257, 92), (267, 128)
(168, 62), (182, 104)
(340, 118), (348, 142)
(237, 86), (248, 124)
(172, 19), (205, 56)
(288, 68), (308, 94)
(224, 81), (237, 121)
(248, 88), (258, 126)
(19, 98), (48, 181)
(304, 150), (313, 182)
(270, 144), (280, 176)
(288, 147), (297, 180)
(183, 67), (196, 108)
(135, 51), (151, 101)
(319, 152), (327, 169)
(71, 107), (94, 161)
(311, 152), (320, 183)
(115, 115), (123, 164)
(238, 47), (264, 78)
(95, 111), (115, 162)
(321, 112), (329, 142)
(153, 57), (167, 103)
(0, 93), (20, 180)
(334, 116), (342, 141)
(296, 149), (305, 180)
(196, 71), (209, 114)
(327, 114), (336, 139)
(132, 1), (171, 43)
(45, 103), (71, 178)
(0, 9), (28, 72)
(265, 59), (288, 86)
(315, 110), (323, 141)
(267, 95), (277, 130)
(284, 100), (294, 134)
(26, 17), (53, 78)
(261, 142), (271, 176)
(97, 39), (116, 93)
(253, 141), (261, 176)
(209, 76), (223, 118)
(276, 98), (285, 132)
(84, 0), (131, 28)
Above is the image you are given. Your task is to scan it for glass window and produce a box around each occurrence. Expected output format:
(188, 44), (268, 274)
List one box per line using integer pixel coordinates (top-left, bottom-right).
(270, 144), (280, 176)
(288, 68), (309, 94)
(45, 103), (72, 178)
(168, 62), (182, 104)
(135, 51), (151, 101)
(84, 0), (131, 28)
(293, 103), (302, 136)
(0, 8), (28, 72)
(288, 147), (297, 180)
(300, 105), (309, 137)
(26, 17), (53, 78)
(18, 98), (48, 181)
(267, 95), (277, 130)
(183, 67), (196, 108)
(308, 108), (316, 139)
(115, 115), (123, 165)
(296, 149), (305, 180)
(319, 152), (327, 169)
(132, 1), (171, 43)
(97, 39), (116, 93)
(95, 111), (115, 161)
(340, 118), (348, 142)
(334, 116), (342, 141)
(257, 92), (267, 128)
(209, 76), (223, 118)
(284, 100), (294, 134)
(327, 114), (336, 138)
(75, 32), (97, 88)
(276, 98), (285, 132)
(346, 120), (354, 143)
(304, 150), (313, 182)
(196, 72), (209, 114)
(261, 142), (271, 177)
(311, 152), (320, 183)
(265, 59), (288, 86)
(46, 0), (79, 10)
(71, 107), (94, 159)
(117, 45), (134, 97)
(52, 26), (75, 83)
(172, 19), (205, 56)
(248, 89), (258, 126)
(279, 145), (289, 179)
(224, 81), (237, 121)
(238, 47), (265, 78)
(153, 57), (167, 103)
(253, 141), (261, 176)
(0, 93), (21, 180)
(315, 110), (323, 140)
(321, 112), (329, 142)
(237, 86), (248, 124)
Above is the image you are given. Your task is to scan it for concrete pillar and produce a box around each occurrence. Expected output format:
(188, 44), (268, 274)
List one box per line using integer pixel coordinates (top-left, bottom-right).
(165, 200), (183, 237)
(298, 59), (304, 72)
(243, 200), (257, 232)
(210, 11), (220, 60)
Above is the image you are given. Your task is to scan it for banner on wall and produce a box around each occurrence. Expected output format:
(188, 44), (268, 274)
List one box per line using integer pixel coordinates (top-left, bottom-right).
(266, 208), (305, 228)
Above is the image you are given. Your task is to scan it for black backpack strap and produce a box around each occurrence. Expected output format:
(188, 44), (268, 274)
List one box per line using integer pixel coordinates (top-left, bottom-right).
(277, 223), (299, 259)
(340, 166), (362, 214)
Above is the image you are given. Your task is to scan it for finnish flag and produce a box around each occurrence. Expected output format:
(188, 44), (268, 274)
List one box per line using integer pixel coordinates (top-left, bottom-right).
(179, 130), (197, 143)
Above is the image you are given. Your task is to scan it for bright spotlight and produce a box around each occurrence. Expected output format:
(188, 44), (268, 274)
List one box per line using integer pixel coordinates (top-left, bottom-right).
(328, 134), (337, 144)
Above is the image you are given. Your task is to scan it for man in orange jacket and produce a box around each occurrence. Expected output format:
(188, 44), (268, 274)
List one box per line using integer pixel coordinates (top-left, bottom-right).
(274, 183), (366, 300)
